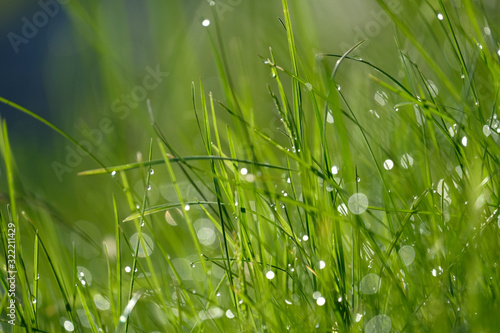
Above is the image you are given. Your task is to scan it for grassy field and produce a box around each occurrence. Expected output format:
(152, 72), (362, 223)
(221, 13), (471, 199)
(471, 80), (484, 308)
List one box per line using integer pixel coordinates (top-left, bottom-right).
(1, 0), (500, 332)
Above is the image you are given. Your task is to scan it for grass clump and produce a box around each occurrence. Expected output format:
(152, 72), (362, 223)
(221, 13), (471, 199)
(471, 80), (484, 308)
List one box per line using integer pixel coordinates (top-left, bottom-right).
(1, 0), (500, 332)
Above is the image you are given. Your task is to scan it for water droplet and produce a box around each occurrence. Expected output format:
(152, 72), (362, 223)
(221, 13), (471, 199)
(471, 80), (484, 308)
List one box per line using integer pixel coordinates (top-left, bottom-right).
(202, 19), (210, 27)
(437, 13), (444, 20)
(129, 233), (155, 257)
(398, 245), (415, 266)
(209, 1), (216, 6)
(331, 166), (339, 175)
(184, 204), (190, 211)
(360, 273), (381, 294)
(319, 261), (326, 269)
(226, 309), (235, 318)
(400, 153), (414, 169)
(63, 321), (75, 332)
(316, 297), (326, 306)
(327, 111), (334, 124)
(302, 235), (309, 241)
(119, 315), (126, 323)
(266, 271), (275, 280)
(497, 50), (500, 57)
(374, 91), (388, 106)
(483, 125), (491, 137)
(337, 203), (348, 216)
(305, 83), (313, 91)
(432, 268), (437, 276)
(312, 291), (321, 299)
(240, 168), (248, 175)
(461, 136), (468, 146)
(348, 193), (369, 215)
(285, 299), (292, 305)
(77, 266), (92, 286)
(111, 171), (117, 176)
(365, 315), (391, 333)
(383, 159), (394, 170)
(484, 26), (491, 35)
(337, 85), (341, 91)
(150, 169), (155, 175)
(125, 266), (131, 273)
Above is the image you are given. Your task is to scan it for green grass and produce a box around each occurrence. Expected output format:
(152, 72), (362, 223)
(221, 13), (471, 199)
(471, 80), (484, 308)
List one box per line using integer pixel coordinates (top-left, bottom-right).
(1, 0), (500, 332)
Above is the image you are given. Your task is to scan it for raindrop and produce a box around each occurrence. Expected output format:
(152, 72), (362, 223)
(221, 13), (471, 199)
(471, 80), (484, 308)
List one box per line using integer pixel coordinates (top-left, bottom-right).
(398, 245), (415, 266)
(202, 19), (210, 27)
(348, 193), (369, 215)
(209, 1), (216, 5)
(360, 273), (381, 294)
(484, 27), (491, 35)
(383, 159), (394, 170)
(111, 171), (117, 176)
(63, 321), (75, 332)
(226, 309), (235, 319)
(331, 166), (339, 175)
(129, 233), (155, 257)
(437, 13), (444, 20)
(461, 136), (468, 147)
(337, 203), (348, 216)
(365, 315), (391, 333)
(316, 297), (326, 306)
(319, 261), (326, 269)
(400, 153), (414, 169)
(150, 169), (155, 175)
(483, 125), (491, 137)
(266, 271), (275, 280)
(285, 299), (292, 305)
(374, 91), (388, 106)
(432, 269), (437, 277)
(302, 235), (309, 241)
(305, 83), (313, 91)
(240, 168), (248, 175)
(125, 266), (131, 273)
(77, 266), (92, 286)
(184, 204), (190, 211)
(498, 50), (500, 57)
(327, 111), (334, 124)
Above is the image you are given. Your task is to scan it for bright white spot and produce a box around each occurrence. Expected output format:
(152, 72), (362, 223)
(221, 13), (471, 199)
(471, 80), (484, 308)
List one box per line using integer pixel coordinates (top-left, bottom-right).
(302, 235), (309, 241)
(327, 111), (334, 124)
(119, 315), (126, 322)
(432, 269), (437, 277)
(111, 171), (117, 176)
(125, 266), (131, 273)
(361, 273), (381, 294)
(226, 309), (235, 319)
(355, 313), (363, 322)
(383, 159), (394, 170)
(461, 136), (468, 146)
(316, 297), (326, 306)
(483, 125), (491, 137)
(365, 315), (392, 333)
(437, 13), (444, 20)
(63, 321), (75, 332)
(312, 291), (321, 299)
(202, 19), (210, 27)
(150, 169), (155, 175)
(285, 299), (292, 305)
(374, 91), (388, 106)
(266, 271), (275, 280)
(305, 83), (313, 91)
(184, 205), (190, 211)
(400, 153), (414, 169)
(319, 261), (326, 269)
(348, 193), (369, 215)
(129, 233), (155, 257)
(331, 166), (339, 175)
(498, 50), (500, 57)
(77, 267), (92, 286)
(337, 203), (348, 216)
(398, 245), (416, 266)
(240, 168), (248, 175)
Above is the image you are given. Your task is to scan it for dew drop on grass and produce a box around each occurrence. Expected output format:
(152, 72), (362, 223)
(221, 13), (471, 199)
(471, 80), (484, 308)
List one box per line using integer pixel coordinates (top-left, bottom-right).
(365, 315), (391, 333)
(63, 321), (75, 332)
(398, 245), (416, 266)
(483, 125), (491, 137)
(374, 91), (388, 106)
(312, 291), (321, 299)
(305, 83), (313, 91)
(337, 203), (348, 216)
(484, 27), (491, 35)
(437, 13), (444, 20)
(202, 19), (210, 27)
(383, 159), (394, 170)
(226, 310), (235, 319)
(319, 261), (326, 269)
(111, 171), (116, 176)
(497, 49), (500, 57)
(129, 233), (154, 257)
(331, 166), (339, 175)
(360, 273), (381, 294)
(125, 266), (131, 273)
(77, 266), (92, 286)
(400, 153), (414, 169)
(326, 111), (334, 124)
(209, 1), (216, 5)
(266, 271), (275, 280)
(461, 136), (468, 146)
(240, 168), (248, 175)
(184, 204), (190, 211)
(355, 313), (363, 322)
(316, 297), (326, 306)
(348, 193), (368, 215)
